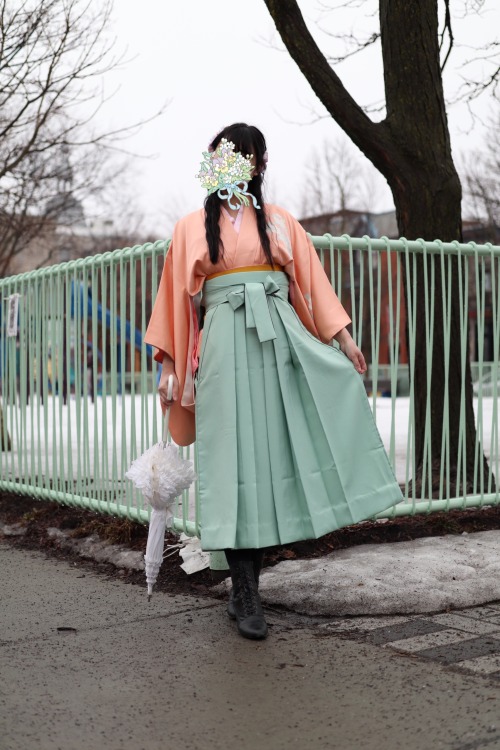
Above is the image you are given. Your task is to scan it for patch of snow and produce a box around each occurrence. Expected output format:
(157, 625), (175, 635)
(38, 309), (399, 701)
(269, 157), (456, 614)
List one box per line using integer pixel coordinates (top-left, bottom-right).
(0, 522), (27, 537)
(254, 530), (500, 616)
(46, 527), (144, 570)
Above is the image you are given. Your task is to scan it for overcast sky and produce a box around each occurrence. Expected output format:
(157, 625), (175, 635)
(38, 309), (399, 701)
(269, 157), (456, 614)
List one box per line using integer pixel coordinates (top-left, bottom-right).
(93, 0), (499, 236)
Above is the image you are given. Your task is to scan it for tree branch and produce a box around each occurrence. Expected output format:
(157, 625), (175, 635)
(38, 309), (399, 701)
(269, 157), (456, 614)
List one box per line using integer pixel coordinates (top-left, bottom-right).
(262, 0), (392, 174)
(439, 0), (454, 71)
(320, 30), (380, 65)
(0, 0), (166, 273)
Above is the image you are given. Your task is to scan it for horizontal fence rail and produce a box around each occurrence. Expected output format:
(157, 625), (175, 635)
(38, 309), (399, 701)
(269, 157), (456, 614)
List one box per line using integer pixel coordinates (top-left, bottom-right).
(0, 234), (499, 534)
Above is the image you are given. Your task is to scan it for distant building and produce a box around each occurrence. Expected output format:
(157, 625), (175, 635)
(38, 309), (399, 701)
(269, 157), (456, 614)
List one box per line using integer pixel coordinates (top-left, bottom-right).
(5, 143), (143, 275)
(300, 209), (398, 240)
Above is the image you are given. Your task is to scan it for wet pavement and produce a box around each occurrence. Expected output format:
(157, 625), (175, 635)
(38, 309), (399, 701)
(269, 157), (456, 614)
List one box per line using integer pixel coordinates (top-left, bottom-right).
(1, 543), (500, 750)
(319, 607), (500, 677)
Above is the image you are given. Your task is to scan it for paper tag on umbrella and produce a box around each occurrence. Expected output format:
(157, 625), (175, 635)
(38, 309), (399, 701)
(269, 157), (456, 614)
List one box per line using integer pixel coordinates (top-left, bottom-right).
(7, 294), (20, 337)
(178, 534), (210, 574)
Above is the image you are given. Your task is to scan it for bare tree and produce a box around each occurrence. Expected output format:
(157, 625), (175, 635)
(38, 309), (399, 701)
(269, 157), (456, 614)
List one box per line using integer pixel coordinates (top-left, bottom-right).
(0, 0), (163, 276)
(301, 139), (361, 216)
(299, 137), (391, 217)
(262, 0), (498, 495)
(462, 111), (500, 227)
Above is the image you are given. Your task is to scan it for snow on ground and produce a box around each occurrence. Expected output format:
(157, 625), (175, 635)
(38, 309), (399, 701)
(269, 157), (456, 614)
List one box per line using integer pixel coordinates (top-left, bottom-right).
(0, 394), (497, 520)
(257, 530), (500, 615)
(373, 396), (498, 482)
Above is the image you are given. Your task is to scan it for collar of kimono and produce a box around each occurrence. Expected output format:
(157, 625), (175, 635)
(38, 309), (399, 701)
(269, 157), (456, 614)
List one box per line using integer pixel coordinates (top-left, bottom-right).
(196, 138), (260, 211)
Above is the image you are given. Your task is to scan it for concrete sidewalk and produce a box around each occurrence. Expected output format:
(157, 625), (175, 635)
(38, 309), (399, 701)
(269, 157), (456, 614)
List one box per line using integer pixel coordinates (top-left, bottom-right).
(1, 542), (500, 750)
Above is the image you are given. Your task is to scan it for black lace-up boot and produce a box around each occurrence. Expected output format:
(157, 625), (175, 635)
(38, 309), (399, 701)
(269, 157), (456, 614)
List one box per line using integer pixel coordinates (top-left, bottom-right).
(226, 549), (265, 621)
(225, 553), (268, 640)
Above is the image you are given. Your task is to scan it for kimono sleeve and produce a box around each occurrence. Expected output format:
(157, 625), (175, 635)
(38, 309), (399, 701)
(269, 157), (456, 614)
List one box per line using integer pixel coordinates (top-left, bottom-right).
(144, 233), (190, 366)
(144, 222), (197, 446)
(287, 214), (351, 343)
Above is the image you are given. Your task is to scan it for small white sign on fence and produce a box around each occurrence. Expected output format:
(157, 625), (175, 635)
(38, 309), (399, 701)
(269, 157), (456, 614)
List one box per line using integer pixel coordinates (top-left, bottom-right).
(7, 293), (20, 337)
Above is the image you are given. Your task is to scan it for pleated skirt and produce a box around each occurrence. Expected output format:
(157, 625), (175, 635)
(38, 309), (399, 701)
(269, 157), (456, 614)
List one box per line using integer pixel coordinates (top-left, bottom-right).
(195, 270), (403, 550)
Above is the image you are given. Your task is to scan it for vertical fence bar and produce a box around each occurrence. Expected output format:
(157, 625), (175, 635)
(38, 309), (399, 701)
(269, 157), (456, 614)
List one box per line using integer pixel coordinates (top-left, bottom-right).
(140, 247), (150, 465)
(119, 252), (130, 515)
(366, 237), (379, 419)
(420, 240), (435, 504)
(406, 242), (418, 508)
(18, 279), (27, 482)
(100, 255), (110, 508)
(487, 248), (499, 494)
(357, 243), (365, 355)
(455, 242), (469, 501)
(385, 240), (398, 471)
(437, 243), (451, 504)
(55, 269), (63, 495)
(347, 236), (358, 344)
(90, 260), (101, 508)
(81, 261), (91, 499)
(335, 239), (342, 300)
(26, 277), (36, 490)
(109, 257), (119, 504)
(64, 266), (74, 499)
(473, 246), (485, 500)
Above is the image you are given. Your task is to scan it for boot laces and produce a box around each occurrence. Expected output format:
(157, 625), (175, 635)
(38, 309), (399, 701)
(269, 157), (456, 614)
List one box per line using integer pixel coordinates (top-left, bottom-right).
(240, 565), (258, 616)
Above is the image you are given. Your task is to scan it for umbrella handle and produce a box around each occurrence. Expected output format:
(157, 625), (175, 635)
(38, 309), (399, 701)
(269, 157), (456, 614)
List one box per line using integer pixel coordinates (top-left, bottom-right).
(162, 374), (174, 443)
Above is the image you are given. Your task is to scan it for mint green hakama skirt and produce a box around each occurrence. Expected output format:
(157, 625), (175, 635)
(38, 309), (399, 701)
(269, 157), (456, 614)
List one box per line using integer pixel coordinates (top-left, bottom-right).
(195, 271), (403, 551)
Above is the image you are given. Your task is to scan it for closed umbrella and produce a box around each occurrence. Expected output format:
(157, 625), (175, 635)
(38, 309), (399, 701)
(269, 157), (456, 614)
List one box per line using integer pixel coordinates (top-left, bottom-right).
(126, 376), (196, 599)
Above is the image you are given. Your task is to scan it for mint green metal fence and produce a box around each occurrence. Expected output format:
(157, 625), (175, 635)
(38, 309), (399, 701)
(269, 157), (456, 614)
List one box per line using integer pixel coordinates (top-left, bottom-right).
(316, 235), (499, 516)
(0, 235), (498, 532)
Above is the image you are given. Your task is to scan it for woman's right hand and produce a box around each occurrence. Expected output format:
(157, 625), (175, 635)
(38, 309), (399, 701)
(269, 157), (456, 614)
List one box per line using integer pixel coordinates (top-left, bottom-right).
(333, 328), (367, 375)
(158, 357), (179, 410)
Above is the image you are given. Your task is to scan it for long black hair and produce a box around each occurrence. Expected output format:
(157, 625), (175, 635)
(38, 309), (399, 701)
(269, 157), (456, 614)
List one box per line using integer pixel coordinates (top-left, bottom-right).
(204, 123), (273, 266)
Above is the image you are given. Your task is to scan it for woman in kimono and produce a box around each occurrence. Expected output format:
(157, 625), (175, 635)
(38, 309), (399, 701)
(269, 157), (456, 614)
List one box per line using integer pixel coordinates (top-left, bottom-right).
(145, 123), (402, 641)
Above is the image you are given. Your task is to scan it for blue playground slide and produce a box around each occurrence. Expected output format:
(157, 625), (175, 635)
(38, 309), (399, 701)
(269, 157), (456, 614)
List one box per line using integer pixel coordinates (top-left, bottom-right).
(70, 281), (153, 358)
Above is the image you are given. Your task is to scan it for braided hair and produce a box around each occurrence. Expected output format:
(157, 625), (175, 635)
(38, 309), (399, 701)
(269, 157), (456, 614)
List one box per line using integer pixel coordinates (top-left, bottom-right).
(204, 123), (273, 266)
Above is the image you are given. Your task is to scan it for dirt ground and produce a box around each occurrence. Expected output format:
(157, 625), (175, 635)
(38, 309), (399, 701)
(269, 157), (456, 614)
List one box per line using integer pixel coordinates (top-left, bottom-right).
(2, 493), (500, 599)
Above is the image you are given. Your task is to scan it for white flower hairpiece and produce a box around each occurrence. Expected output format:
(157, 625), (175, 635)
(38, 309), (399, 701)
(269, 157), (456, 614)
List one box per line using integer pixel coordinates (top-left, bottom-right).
(196, 138), (260, 210)
(208, 137), (268, 173)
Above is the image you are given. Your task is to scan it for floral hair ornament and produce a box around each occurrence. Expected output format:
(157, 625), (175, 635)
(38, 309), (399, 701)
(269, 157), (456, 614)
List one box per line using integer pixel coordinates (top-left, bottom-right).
(196, 138), (260, 210)
(207, 136), (268, 173)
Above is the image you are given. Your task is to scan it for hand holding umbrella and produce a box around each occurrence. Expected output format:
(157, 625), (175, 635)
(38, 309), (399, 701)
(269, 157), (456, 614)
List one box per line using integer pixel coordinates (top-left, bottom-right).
(126, 375), (196, 600)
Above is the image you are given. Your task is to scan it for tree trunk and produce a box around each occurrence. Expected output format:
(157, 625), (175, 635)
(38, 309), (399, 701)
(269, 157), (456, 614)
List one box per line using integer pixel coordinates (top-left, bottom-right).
(379, 0), (489, 494)
(263, 0), (491, 495)
(0, 404), (12, 451)
(393, 179), (486, 495)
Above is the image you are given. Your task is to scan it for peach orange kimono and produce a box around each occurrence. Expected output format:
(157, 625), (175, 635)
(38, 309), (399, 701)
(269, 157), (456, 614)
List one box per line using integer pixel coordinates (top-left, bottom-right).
(145, 204), (402, 550)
